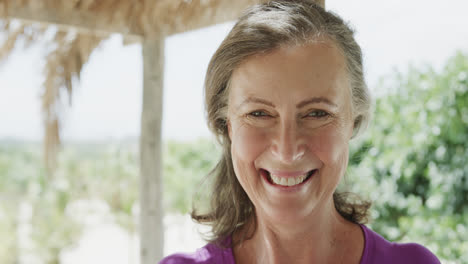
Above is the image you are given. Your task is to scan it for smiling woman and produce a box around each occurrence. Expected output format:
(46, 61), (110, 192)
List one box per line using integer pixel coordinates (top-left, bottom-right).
(160, 0), (440, 263)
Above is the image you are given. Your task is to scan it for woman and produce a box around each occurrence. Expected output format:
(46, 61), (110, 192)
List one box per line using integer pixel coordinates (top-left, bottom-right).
(160, 0), (440, 263)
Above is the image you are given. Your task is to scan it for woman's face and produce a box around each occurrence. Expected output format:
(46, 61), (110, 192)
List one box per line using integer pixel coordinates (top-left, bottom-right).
(227, 41), (354, 223)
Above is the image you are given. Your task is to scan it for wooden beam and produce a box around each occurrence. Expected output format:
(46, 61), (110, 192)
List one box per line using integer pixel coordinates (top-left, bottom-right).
(140, 36), (165, 263)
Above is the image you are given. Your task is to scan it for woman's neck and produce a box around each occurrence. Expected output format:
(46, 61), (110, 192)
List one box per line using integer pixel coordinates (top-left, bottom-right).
(233, 199), (363, 264)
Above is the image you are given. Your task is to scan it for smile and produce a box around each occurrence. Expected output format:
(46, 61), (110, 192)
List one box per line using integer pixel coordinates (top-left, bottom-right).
(261, 169), (317, 187)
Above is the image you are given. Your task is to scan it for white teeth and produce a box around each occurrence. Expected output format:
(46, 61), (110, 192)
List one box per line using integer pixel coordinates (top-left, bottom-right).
(269, 173), (309, 187)
(280, 177), (288, 186)
(295, 175), (304, 185)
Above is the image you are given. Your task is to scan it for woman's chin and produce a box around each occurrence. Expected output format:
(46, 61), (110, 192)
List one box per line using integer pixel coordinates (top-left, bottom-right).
(257, 200), (320, 225)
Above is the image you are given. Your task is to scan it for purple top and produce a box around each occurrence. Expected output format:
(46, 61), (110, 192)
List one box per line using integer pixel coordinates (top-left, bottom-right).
(159, 225), (440, 264)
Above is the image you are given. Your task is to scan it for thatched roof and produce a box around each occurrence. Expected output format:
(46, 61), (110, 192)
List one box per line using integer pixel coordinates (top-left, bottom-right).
(0, 0), (276, 36)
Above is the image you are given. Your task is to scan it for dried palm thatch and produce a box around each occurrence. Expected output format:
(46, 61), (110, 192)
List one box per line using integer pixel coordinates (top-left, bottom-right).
(42, 32), (106, 171)
(0, 0), (271, 37)
(0, 17), (106, 172)
(0, 0), (324, 172)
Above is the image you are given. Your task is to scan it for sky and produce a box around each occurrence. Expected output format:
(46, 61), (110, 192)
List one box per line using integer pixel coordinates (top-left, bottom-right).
(0, 0), (467, 142)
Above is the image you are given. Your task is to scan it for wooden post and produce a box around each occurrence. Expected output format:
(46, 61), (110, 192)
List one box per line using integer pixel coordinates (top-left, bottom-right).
(140, 36), (165, 263)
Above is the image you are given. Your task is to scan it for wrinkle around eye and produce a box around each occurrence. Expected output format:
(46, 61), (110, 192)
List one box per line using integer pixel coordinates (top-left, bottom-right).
(300, 113), (337, 129)
(299, 111), (329, 120)
(244, 109), (278, 120)
(241, 112), (277, 128)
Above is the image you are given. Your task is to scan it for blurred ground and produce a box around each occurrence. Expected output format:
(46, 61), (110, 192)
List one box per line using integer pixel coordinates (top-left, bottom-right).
(59, 213), (207, 264)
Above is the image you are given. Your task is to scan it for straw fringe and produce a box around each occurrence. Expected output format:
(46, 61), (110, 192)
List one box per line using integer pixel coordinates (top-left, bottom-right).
(41, 31), (105, 171)
(0, 23), (26, 62)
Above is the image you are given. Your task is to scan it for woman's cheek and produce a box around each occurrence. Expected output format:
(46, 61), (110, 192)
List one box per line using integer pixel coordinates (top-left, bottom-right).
(309, 125), (349, 165)
(231, 122), (268, 195)
(232, 122), (268, 162)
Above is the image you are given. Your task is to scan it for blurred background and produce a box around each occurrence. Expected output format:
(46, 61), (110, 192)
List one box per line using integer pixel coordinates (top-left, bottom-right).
(1, 0), (467, 263)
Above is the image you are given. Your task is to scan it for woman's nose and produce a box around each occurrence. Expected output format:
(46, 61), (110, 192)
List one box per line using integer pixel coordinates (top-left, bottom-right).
(270, 121), (306, 164)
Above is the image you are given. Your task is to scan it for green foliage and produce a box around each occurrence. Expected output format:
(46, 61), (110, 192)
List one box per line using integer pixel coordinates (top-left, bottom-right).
(29, 188), (83, 264)
(0, 202), (18, 264)
(0, 143), (46, 263)
(347, 51), (468, 262)
(0, 139), (219, 263)
(163, 138), (220, 213)
(0, 143), (90, 264)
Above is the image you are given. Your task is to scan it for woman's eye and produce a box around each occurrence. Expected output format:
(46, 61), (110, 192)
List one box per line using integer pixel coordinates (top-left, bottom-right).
(306, 110), (329, 118)
(248, 111), (269, 118)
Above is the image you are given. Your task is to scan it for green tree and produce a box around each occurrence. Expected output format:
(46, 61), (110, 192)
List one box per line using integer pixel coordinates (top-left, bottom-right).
(347, 51), (468, 262)
(0, 143), (43, 263)
(163, 138), (220, 214)
(0, 142), (84, 264)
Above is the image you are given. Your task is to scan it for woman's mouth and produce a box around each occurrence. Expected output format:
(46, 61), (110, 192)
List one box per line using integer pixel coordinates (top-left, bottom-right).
(260, 169), (317, 187)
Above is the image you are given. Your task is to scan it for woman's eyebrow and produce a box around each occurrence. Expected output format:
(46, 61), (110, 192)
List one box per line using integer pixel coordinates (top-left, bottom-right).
(239, 97), (276, 108)
(239, 96), (337, 109)
(296, 97), (337, 108)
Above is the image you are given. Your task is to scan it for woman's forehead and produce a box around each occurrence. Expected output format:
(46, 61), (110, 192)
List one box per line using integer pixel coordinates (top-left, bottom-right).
(229, 41), (350, 105)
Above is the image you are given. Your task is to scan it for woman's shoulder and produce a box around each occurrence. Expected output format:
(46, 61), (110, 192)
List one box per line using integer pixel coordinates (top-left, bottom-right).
(360, 225), (440, 264)
(159, 239), (235, 264)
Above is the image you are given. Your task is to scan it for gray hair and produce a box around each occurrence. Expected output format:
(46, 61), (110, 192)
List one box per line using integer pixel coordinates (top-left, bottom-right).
(192, 0), (371, 247)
